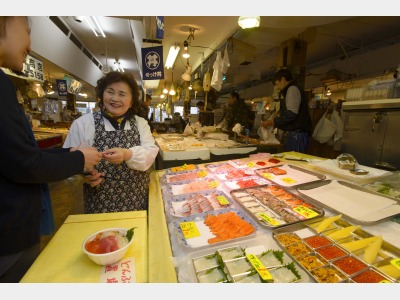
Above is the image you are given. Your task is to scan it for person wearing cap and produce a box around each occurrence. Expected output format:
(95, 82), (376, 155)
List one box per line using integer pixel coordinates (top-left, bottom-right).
(261, 69), (312, 153)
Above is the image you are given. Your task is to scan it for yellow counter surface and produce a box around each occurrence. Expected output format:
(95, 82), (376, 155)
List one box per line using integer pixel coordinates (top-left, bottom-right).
(20, 211), (148, 283)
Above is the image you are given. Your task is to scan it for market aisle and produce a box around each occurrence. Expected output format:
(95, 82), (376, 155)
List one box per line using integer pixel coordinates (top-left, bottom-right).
(40, 175), (84, 251)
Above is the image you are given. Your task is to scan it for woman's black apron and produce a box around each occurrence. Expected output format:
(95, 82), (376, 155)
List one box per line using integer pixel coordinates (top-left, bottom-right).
(83, 111), (150, 213)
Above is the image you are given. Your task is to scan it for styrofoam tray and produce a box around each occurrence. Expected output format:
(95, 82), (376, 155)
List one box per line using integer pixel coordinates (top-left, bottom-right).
(223, 176), (270, 191)
(166, 190), (232, 218)
(171, 208), (258, 249)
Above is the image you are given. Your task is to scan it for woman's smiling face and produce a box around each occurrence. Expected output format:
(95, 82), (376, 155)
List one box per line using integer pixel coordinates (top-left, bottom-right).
(103, 81), (133, 116)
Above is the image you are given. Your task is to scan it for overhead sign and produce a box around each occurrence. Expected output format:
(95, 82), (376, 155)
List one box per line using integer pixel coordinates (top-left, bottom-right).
(156, 16), (164, 39)
(141, 46), (164, 81)
(56, 79), (68, 96)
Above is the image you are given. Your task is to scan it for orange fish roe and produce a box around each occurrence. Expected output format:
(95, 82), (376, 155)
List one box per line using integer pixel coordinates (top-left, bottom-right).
(204, 212), (255, 244)
(352, 269), (387, 283)
(333, 256), (367, 275)
(304, 235), (332, 248)
(316, 245), (346, 260)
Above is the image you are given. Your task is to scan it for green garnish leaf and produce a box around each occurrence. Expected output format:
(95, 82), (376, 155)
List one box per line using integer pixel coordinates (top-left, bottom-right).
(272, 249), (285, 264)
(283, 262), (302, 280)
(126, 227), (137, 242)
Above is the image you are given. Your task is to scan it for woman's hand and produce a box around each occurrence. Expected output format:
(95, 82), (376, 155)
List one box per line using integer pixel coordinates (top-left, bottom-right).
(102, 148), (132, 164)
(82, 169), (104, 187)
(261, 120), (274, 128)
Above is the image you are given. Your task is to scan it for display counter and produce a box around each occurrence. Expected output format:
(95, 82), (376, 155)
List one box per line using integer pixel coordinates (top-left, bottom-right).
(33, 132), (63, 149)
(21, 151), (400, 283)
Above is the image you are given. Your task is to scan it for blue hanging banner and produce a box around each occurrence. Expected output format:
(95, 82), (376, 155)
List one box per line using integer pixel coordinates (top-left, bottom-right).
(56, 79), (68, 96)
(156, 16), (164, 39)
(142, 46), (164, 81)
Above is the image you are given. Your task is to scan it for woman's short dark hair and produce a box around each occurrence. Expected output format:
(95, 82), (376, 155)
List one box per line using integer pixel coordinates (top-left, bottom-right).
(96, 71), (140, 115)
(273, 69), (293, 83)
(230, 91), (240, 100)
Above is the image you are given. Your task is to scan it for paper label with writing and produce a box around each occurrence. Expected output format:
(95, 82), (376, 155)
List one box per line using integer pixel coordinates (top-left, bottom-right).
(246, 254), (273, 281)
(261, 172), (274, 180)
(293, 206), (319, 219)
(280, 177), (297, 184)
(99, 257), (136, 283)
(390, 258), (400, 270)
(247, 162), (255, 168)
(198, 170), (208, 177)
(209, 180), (219, 189)
(257, 212), (280, 226)
(180, 221), (201, 239)
(216, 195), (229, 205)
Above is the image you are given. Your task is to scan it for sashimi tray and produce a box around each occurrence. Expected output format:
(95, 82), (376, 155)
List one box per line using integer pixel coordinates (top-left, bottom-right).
(165, 163), (199, 175)
(162, 169), (212, 184)
(175, 234), (310, 283)
(254, 164), (326, 187)
(171, 208), (259, 249)
(223, 176), (270, 190)
(228, 157), (283, 170)
(230, 184), (325, 229)
(165, 190), (232, 218)
(164, 177), (220, 196)
(272, 215), (400, 283)
(296, 180), (400, 225)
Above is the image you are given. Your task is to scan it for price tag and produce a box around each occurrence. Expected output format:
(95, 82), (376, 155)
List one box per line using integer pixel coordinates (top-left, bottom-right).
(379, 280), (392, 283)
(293, 206), (319, 219)
(247, 162), (255, 168)
(197, 170), (208, 177)
(246, 254), (273, 282)
(208, 180), (219, 189)
(390, 258), (400, 270)
(181, 164), (188, 170)
(261, 172), (274, 180)
(179, 221), (200, 239)
(280, 177), (297, 184)
(258, 212), (280, 226)
(216, 195), (229, 205)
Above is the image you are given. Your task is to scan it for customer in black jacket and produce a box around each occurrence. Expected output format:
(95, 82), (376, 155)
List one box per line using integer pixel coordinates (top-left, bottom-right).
(0, 17), (102, 282)
(261, 69), (312, 153)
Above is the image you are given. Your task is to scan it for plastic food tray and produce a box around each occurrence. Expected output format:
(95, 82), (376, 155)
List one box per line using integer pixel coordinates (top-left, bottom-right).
(254, 164), (326, 187)
(165, 177), (220, 196)
(171, 208), (259, 249)
(174, 233), (311, 283)
(165, 190), (232, 218)
(223, 176), (270, 191)
(162, 169), (212, 184)
(165, 164), (199, 175)
(272, 218), (400, 283)
(296, 180), (400, 225)
(230, 184), (325, 229)
(204, 162), (237, 174)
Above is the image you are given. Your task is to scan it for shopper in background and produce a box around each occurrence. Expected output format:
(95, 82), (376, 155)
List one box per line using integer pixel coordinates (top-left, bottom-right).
(63, 71), (159, 214)
(261, 69), (312, 153)
(218, 91), (251, 131)
(0, 16), (102, 283)
(139, 93), (155, 132)
(196, 100), (214, 126)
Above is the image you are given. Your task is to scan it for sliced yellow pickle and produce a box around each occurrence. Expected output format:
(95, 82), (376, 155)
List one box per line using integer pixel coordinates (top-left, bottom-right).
(363, 235), (383, 264)
(315, 214), (342, 233)
(326, 225), (360, 241)
(340, 236), (378, 252)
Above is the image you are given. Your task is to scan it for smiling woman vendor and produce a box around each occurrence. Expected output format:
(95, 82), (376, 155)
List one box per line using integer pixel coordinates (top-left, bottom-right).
(63, 71), (159, 213)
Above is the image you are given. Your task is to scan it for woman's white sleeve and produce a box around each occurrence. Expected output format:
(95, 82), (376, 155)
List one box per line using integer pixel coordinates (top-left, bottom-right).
(125, 117), (159, 171)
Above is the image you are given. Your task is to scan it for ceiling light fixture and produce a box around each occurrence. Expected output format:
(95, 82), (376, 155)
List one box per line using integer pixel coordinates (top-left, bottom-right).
(326, 87), (332, 96)
(165, 44), (180, 69)
(85, 16), (106, 38)
(114, 60), (124, 72)
(181, 64), (192, 82)
(238, 16), (260, 29)
(182, 40), (190, 59)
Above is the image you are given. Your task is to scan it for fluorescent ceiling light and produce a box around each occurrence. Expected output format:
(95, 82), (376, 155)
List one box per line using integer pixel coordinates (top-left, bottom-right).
(144, 80), (160, 89)
(165, 45), (180, 69)
(238, 16), (260, 29)
(85, 16), (106, 38)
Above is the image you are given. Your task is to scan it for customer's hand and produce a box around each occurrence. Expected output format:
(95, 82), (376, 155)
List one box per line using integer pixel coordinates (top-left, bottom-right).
(79, 147), (102, 170)
(82, 169), (104, 187)
(261, 120), (274, 128)
(102, 148), (132, 164)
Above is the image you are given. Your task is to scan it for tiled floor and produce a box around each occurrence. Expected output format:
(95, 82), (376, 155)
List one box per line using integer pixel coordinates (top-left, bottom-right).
(40, 175), (84, 251)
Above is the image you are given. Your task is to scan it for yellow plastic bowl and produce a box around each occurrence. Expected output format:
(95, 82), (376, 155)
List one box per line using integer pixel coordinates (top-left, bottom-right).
(82, 228), (134, 266)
